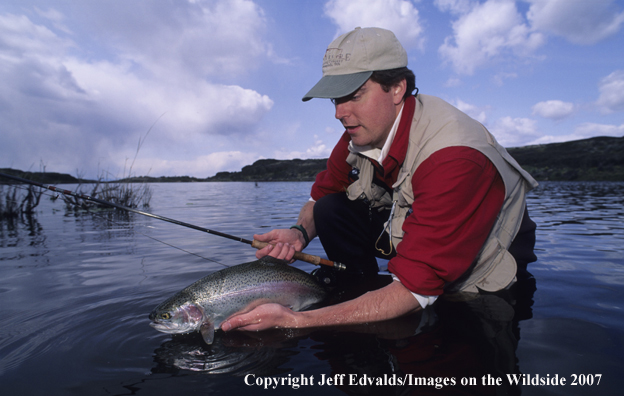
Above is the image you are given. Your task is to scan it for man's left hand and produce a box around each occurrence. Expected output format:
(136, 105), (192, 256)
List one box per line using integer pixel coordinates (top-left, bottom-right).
(221, 303), (298, 332)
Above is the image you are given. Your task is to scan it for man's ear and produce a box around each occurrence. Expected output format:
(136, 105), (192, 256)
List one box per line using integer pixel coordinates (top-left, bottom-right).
(393, 79), (407, 105)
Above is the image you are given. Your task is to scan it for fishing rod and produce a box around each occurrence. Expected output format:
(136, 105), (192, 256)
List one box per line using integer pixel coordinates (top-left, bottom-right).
(0, 172), (346, 270)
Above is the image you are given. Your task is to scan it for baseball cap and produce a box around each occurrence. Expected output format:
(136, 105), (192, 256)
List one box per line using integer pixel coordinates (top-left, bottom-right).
(302, 27), (408, 101)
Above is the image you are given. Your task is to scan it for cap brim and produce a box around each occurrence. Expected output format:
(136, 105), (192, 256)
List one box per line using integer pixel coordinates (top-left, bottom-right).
(302, 71), (372, 102)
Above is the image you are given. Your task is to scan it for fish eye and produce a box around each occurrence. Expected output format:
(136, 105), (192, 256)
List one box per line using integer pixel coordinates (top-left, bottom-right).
(160, 313), (171, 320)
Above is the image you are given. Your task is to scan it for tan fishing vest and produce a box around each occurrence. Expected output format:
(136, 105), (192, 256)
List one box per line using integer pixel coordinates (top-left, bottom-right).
(345, 94), (538, 293)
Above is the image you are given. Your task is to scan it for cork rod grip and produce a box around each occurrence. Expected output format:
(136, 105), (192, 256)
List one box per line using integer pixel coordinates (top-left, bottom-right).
(251, 239), (344, 270)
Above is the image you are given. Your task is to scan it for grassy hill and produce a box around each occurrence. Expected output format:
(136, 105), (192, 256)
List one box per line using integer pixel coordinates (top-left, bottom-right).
(207, 159), (327, 182)
(2, 135), (623, 184)
(208, 135), (624, 182)
(0, 168), (82, 184)
(506, 136), (624, 181)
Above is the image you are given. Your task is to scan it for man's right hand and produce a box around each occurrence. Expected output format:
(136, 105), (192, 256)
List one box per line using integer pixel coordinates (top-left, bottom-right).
(253, 229), (303, 261)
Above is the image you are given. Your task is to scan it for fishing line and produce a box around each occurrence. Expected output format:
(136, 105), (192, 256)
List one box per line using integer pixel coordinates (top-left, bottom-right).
(139, 233), (230, 267)
(2, 182), (230, 267)
(0, 172), (346, 270)
(84, 211), (231, 268)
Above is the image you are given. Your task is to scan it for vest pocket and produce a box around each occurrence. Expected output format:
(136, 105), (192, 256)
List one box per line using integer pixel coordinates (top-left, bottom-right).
(470, 237), (517, 293)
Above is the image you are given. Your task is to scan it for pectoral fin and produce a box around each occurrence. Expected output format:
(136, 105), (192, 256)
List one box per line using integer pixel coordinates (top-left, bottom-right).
(200, 322), (215, 345)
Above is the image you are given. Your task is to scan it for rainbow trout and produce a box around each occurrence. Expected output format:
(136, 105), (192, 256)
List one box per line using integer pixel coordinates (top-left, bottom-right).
(149, 256), (326, 344)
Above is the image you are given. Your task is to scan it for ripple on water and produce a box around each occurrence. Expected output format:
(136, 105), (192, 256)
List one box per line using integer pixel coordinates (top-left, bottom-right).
(1, 181), (624, 394)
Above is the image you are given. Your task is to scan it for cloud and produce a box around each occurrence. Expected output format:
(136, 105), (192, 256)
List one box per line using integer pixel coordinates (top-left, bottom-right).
(130, 150), (260, 178)
(0, 12), (70, 55)
(452, 99), (488, 123)
(273, 135), (333, 160)
(491, 71), (518, 86)
(574, 122), (624, 139)
(444, 77), (462, 87)
(0, 2), (275, 178)
(596, 70), (624, 114)
(63, 58), (274, 138)
(437, 0), (545, 75)
(489, 116), (541, 147)
(526, 0), (624, 45)
(531, 100), (576, 120)
(66, 0), (270, 79)
(305, 135), (332, 157)
(434, 0), (473, 15)
(436, 0), (623, 76)
(528, 122), (624, 145)
(324, 0), (425, 49)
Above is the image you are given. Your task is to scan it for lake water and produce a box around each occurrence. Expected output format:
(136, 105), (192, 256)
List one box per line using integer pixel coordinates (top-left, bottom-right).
(1, 181), (623, 395)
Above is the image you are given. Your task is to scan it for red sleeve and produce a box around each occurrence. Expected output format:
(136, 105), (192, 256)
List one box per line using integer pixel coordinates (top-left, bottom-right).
(310, 132), (353, 201)
(388, 146), (505, 296)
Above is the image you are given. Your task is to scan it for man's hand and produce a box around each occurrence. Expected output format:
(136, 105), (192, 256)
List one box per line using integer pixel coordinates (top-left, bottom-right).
(253, 229), (303, 261)
(221, 303), (299, 331)
(220, 280), (422, 333)
(253, 200), (317, 261)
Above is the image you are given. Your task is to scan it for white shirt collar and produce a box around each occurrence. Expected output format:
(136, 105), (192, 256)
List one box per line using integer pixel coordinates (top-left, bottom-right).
(348, 103), (404, 164)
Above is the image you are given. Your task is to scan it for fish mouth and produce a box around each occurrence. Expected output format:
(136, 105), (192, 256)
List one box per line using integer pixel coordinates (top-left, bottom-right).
(149, 303), (206, 335)
(149, 320), (194, 334)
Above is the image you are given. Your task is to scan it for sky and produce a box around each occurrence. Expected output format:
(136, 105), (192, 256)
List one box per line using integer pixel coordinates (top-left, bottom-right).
(1, 0), (623, 179)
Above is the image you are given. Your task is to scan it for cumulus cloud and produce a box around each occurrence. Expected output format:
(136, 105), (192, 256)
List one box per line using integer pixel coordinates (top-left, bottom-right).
(434, 0), (473, 15)
(526, 0), (624, 45)
(436, 0), (623, 75)
(305, 135), (332, 157)
(528, 122), (624, 145)
(65, 58), (274, 138)
(131, 151), (260, 178)
(489, 116), (541, 147)
(574, 122), (624, 139)
(452, 99), (488, 123)
(273, 135), (333, 160)
(65, 0), (270, 79)
(596, 70), (624, 114)
(0, 1), (275, 178)
(324, 0), (425, 49)
(531, 100), (576, 120)
(437, 0), (544, 75)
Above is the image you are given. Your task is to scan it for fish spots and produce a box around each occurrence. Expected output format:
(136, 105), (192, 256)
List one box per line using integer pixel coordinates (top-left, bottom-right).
(149, 256), (326, 344)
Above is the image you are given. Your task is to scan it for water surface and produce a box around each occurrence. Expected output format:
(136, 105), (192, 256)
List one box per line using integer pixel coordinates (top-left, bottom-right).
(1, 181), (623, 395)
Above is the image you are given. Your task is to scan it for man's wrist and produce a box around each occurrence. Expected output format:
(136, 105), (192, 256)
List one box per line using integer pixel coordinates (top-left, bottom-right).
(290, 224), (309, 248)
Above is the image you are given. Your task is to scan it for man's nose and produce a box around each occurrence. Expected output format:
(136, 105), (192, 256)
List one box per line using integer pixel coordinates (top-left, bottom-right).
(334, 102), (350, 120)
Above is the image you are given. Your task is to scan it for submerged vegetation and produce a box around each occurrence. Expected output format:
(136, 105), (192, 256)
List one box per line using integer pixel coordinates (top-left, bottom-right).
(0, 171), (151, 220)
(1, 127), (155, 214)
(0, 184), (43, 220)
(59, 178), (152, 211)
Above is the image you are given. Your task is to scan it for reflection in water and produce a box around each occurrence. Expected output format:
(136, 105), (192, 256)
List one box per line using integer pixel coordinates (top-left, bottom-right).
(307, 278), (536, 395)
(529, 182), (624, 245)
(0, 213), (45, 250)
(2, 181), (623, 395)
(152, 331), (303, 375)
(149, 274), (536, 396)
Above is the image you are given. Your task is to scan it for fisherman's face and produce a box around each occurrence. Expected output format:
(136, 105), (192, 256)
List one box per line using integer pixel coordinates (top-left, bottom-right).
(333, 79), (405, 149)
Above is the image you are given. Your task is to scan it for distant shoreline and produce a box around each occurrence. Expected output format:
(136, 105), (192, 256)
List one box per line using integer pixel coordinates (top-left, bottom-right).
(2, 135), (623, 184)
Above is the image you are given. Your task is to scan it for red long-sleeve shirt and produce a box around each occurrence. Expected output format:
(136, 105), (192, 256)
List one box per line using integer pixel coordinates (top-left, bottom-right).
(311, 115), (504, 296)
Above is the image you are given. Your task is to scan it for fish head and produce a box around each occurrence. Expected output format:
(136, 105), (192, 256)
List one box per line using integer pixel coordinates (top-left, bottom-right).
(149, 301), (206, 335)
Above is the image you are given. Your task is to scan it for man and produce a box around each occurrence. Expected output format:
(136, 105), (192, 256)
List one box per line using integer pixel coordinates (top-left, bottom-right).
(221, 27), (537, 332)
